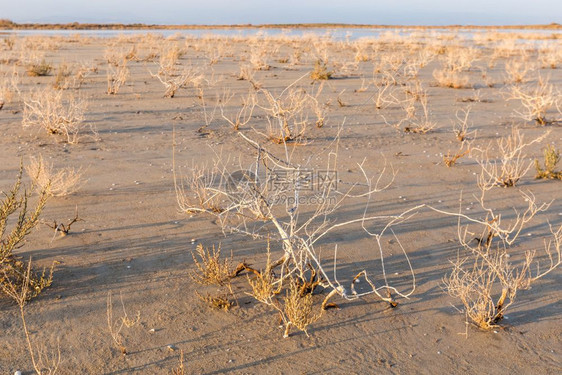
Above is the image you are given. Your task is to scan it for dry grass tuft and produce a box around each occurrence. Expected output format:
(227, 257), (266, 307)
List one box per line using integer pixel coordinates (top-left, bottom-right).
(196, 292), (234, 311)
(106, 292), (140, 355)
(190, 244), (233, 287)
(443, 148), (469, 167)
(282, 278), (321, 338)
(171, 350), (186, 375)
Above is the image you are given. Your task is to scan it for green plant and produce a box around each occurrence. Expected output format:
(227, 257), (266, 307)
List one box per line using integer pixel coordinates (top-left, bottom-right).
(1, 165), (52, 302)
(535, 145), (562, 179)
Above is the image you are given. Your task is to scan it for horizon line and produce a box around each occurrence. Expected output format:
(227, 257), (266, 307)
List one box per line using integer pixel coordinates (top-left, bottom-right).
(1, 20), (561, 30)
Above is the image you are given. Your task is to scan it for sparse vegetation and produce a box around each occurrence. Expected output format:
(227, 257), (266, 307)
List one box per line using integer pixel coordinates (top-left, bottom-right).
(1, 165), (52, 303)
(26, 155), (84, 197)
(508, 77), (561, 125)
(310, 59), (333, 81)
(535, 145), (562, 179)
(26, 59), (52, 76)
(2, 28), (562, 372)
(22, 88), (92, 143)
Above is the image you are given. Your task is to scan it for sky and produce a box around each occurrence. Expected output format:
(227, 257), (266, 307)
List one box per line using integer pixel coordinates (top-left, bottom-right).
(1, 0), (561, 25)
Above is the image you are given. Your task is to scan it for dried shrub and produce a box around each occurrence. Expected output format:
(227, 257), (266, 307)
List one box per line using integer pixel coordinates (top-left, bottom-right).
(433, 68), (470, 89)
(433, 189), (559, 331)
(26, 155), (84, 197)
(538, 47), (561, 69)
(249, 45), (270, 71)
(171, 350), (186, 375)
(0, 68), (18, 109)
(259, 85), (311, 144)
(22, 88), (92, 144)
(26, 59), (52, 77)
(504, 59), (534, 83)
(282, 278), (321, 338)
(106, 292), (140, 355)
(190, 244), (233, 287)
(150, 60), (203, 98)
(106, 61), (129, 95)
(507, 77), (561, 125)
(443, 148), (469, 167)
(219, 90), (256, 131)
(195, 292), (234, 311)
(310, 60), (333, 81)
(53, 62), (94, 90)
(403, 95), (436, 134)
(477, 128), (548, 188)
(445, 223), (561, 330)
(247, 250), (281, 305)
(246, 250), (321, 338)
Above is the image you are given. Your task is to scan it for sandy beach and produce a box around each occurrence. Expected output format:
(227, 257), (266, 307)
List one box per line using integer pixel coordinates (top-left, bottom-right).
(0, 29), (561, 374)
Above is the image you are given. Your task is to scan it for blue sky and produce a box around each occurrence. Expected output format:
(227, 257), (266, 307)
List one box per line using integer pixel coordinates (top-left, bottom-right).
(1, 0), (560, 25)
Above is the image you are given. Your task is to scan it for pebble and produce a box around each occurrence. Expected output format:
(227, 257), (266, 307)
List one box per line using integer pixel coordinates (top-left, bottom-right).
(149, 328), (156, 333)
(167, 344), (178, 351)
(15, 372), (22, 375)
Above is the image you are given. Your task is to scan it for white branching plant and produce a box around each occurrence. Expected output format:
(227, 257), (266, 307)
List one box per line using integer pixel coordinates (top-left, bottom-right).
(477, 127), (548, 188)
(430, 192), (560, 330)
(149, 60), (203, 98)
(452, 107), (476, 143)
(504, 59), (534, 84)
(404, 94), (436, 134)
(219, 89), (256, 131)
(507, 76), (561, 126)
(22, 88), (93, 144)
(257, 83), (311, 144)
(175, 124), (419, 324)
(372, 80), (398, 110)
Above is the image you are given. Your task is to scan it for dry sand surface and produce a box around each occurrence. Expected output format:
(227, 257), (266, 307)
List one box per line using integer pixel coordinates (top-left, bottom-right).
(0, 30), (561, 374)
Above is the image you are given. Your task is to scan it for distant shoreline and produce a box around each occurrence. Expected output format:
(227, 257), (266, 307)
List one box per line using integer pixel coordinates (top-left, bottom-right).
(1, 20), (561, 31)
